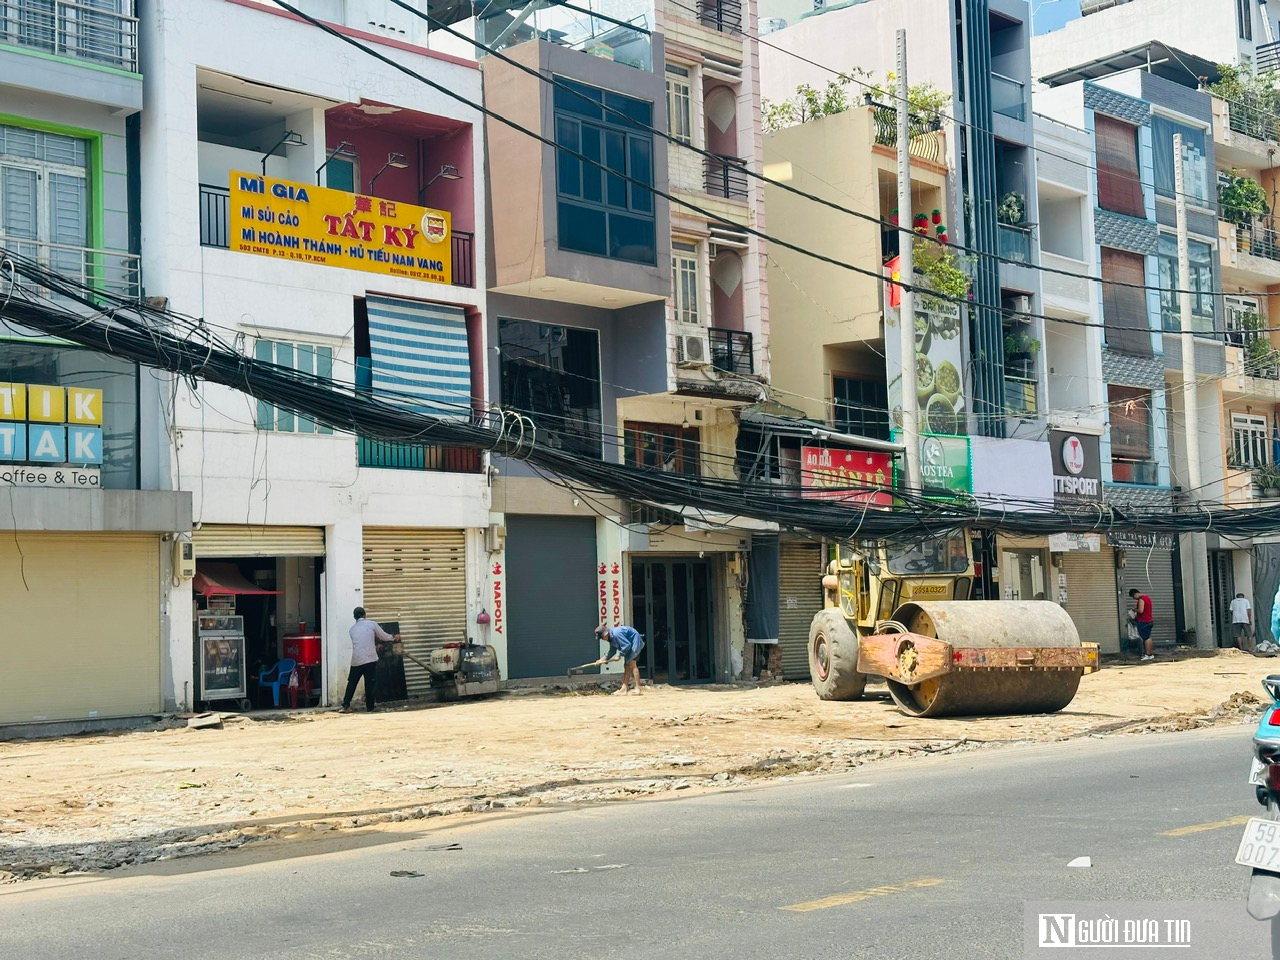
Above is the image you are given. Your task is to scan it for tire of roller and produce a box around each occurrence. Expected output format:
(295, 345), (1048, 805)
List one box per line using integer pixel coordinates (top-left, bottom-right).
(808, 608), (867, 701)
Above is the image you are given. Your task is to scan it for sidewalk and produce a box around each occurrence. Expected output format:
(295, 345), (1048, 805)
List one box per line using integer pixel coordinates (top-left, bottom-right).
(0, 650), (1269, 881)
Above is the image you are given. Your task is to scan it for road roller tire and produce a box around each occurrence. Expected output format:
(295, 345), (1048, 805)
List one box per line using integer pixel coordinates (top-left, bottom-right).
(808, 609), (867, 701)
(886, 671), (1082, 718)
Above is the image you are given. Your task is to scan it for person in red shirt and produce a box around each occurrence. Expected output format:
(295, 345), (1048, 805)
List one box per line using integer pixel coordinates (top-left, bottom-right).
(1129, 589), (1155, 661)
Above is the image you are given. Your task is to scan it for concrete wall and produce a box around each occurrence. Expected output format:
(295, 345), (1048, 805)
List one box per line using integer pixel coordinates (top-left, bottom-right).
(1032, 0), (1251, 84)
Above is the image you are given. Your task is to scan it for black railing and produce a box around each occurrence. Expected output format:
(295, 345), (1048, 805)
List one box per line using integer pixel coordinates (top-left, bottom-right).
(1258, 41), (1280, 76)
(451, 230), (475, 287)
(358, 437), (483, 473)
(704, 155), (749, 200)
(870, 105), (943, 147)
(199, 183), (230, 248)
(698, 0), (742, 33)
(709, 327), (752, 374)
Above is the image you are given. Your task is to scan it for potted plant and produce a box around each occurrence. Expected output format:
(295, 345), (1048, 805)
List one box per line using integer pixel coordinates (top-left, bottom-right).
(1003, 330), (1040, 379)
(997, 191), (1026, 226)
(1254, 463), (1280, 497)
(1219, 171), (1269, 249)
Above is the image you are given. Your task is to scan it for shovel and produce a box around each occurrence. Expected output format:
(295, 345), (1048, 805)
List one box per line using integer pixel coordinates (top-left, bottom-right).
(568, 659), (605, 677)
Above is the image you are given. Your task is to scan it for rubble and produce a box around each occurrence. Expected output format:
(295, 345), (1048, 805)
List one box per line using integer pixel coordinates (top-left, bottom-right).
(0, 651), (1269, 883)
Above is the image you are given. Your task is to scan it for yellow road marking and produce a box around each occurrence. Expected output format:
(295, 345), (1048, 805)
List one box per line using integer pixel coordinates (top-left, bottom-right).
(780, 877), (945, 913)
(1161, 815), (1251, 837)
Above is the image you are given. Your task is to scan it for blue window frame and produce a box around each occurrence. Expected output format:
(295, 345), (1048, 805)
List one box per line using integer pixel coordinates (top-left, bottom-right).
(554, 78), (656, 265)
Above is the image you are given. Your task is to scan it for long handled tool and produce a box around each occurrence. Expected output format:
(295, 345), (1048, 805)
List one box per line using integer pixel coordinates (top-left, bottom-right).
(567, 659), (604, 677)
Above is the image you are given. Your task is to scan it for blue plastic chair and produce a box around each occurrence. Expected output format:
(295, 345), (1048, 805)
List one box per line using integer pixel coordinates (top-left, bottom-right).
(258, 659), (297, 708)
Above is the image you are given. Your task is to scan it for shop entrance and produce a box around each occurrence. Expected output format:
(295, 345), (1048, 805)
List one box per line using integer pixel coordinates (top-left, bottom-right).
(631, 558), (715, 684)
(1001, 548), (1048, 601)
(193, 555), (324, 710)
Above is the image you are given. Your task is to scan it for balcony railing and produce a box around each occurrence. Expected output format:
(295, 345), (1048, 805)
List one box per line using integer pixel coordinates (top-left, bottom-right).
(1259, 41), (1280, 75)
(1225, 98), (1280, 142)
(358, 437), (483, 473)
(998, 223), (1033, 263)
(709, 327), (752, 375)
(704, 155), (749, 200)
(1232, 219), (1280, 262)
(991, 73), (1026, 121)
(870, 105), (945, 162)
(200, 183), (230, 249)
(201, 183), (476, 288)
(1003, 376), (1037, 416)
(451, 230), (475, 288)
(0, 236), (140, 298)
(0, 0), (138, 71)
(1111, 457), (1159, 485)
(697, 0), (742, 34)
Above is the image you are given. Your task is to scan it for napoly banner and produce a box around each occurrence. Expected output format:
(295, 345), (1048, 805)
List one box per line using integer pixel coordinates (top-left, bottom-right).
(228, 171), (452, 285)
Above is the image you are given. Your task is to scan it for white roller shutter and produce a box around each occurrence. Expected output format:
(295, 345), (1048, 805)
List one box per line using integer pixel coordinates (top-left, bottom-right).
(1062, 549), (1120, 654)
(779, 541), (824, 680)
(195, 524), (325, 558)
(361, 528), (467, 698)
(0, 533), (159, 725)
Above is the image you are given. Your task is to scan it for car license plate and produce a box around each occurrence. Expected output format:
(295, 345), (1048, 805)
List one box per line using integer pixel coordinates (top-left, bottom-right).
(1236, 818), (1280, 869)
(1251, 758), (1268, 786)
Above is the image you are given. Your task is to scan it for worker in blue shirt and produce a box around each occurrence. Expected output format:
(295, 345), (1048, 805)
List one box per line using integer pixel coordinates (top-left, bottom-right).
(591, 622), (645, 696)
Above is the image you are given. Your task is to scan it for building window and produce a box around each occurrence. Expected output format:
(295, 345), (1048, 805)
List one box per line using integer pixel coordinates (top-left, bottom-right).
(1232, 412), (1269, 467)
(254, 340), (335, 434)
(554, 78), (656, 265)
(0, 125), (90, 267)
(1226, 295), (1263, 347)
(1151, 115), (1208, 204)
(499, 317), (602, 459)
(1239, 0), (1254, 40)
(1100, 248), (1152, 356)
(832, 375), (890, 441)
(672, 240), (700, 325)
(1157, 234), (1215, 333)
(1094, 115), (1145, 218)
(625, 422), (700, 475)
(1109, 385), (1157, 484)
(666, 64), (693, 145)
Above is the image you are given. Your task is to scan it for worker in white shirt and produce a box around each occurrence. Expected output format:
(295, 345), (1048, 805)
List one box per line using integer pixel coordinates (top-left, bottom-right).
(1231, 592), (1254, 653)
(341, 607), (398, 713)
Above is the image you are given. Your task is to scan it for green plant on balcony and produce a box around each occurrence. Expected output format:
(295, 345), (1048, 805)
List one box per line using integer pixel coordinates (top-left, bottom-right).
(1219, 171), (1270, 226)
(1003, 329), (1040, 379)
(997, 191), (1026, 226)
(913, 237), (972, 311)
(1207, 62), (1280, 140)
(1253, 463), (1280, 496)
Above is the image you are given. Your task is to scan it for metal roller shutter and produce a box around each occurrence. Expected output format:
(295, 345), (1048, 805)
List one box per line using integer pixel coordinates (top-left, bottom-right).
(1122, 548), (1177, 647)
(506, 516), (598, 679)
(362, 528), (468, 698)
(195, 524), (325, 558)
(1062, 550), (1120, 654)
(0, 533), (159, 725)
(779, 541), (824, 680)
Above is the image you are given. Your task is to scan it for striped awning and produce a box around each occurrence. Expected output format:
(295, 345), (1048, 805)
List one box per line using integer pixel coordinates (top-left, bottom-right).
(366, 295), (471, 417)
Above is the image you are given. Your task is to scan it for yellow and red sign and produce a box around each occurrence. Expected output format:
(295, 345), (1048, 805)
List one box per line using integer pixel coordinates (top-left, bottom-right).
(228, 172), (452, 285)
(800, 445), (893, 507)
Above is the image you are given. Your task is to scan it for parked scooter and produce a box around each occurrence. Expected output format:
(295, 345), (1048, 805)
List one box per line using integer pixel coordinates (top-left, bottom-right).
(1240, 677), (1280, 955)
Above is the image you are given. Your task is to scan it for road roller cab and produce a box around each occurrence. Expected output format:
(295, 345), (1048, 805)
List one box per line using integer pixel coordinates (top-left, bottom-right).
(812, 532), (1100, 718)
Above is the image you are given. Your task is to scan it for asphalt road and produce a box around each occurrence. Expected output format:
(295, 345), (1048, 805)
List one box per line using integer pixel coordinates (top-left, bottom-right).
(0, 726), (1271, 960)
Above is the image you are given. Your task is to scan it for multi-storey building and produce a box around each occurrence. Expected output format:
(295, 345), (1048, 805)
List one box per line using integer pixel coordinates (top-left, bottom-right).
(140, 0), (493, 708)
(465, 0), (771, 683)
(1036, 63), (1229, 648)
(0, 0), (193, 732)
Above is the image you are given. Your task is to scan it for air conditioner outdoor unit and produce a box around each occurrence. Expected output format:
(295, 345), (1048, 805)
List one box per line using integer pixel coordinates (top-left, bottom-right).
(676, 329), (710, 366)
(1011, 295), (1032, 316)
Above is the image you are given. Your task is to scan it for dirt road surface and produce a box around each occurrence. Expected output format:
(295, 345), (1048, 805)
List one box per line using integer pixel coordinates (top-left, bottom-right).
(0, 651), (1271, 881)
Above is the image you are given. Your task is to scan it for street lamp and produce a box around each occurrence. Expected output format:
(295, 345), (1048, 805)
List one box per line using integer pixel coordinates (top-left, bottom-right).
(368, 152), (409, 192)
(259, 130), (306, 175)
(1029, 0), (1064, 37)
(419, 163), (463, 204)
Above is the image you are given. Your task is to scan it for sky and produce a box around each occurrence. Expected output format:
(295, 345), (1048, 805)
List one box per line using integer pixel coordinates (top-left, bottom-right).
(1033, 0), (1082, 35)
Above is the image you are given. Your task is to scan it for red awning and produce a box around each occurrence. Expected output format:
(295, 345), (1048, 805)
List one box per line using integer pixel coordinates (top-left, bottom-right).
(194, 563), (281, 597)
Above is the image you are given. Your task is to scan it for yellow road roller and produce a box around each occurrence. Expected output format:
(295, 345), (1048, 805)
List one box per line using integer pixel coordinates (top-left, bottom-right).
(809, 530), (1099, 717)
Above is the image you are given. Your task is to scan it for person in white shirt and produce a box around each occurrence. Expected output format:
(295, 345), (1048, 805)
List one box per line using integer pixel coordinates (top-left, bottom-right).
(1231, 592), (1254, 652)
(341, 607), (398, 713)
